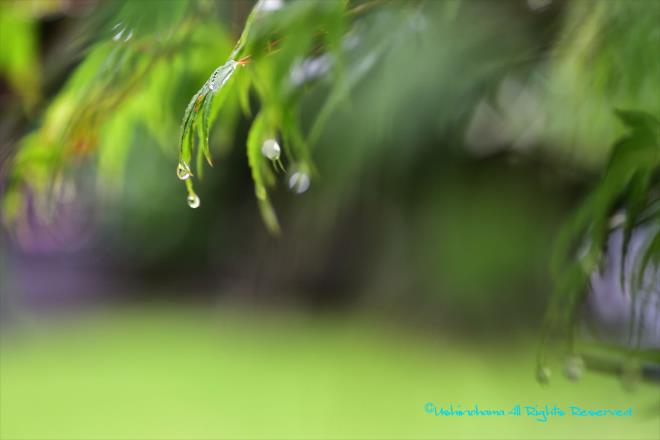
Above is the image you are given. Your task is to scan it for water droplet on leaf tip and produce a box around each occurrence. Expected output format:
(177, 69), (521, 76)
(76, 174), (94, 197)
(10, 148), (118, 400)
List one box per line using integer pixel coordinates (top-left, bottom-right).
(259, 0), (283, 13)
(288, 171), (310, 194)
(563, 355), (585, 382)
(187, 194), (200, 209)
(261, 139), (281, 160)
(113, 29), (124, 41)
(176, 163), (191, 180)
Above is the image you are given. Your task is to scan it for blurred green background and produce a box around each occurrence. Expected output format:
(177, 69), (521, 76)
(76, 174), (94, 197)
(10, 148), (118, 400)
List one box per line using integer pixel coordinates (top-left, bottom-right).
(0, 0), (658, 439)
(2, 307), (659, 439)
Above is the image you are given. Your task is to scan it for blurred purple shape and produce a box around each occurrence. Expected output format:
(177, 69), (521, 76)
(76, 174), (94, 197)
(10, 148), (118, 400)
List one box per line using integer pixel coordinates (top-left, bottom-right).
(586, 222), (660, 349)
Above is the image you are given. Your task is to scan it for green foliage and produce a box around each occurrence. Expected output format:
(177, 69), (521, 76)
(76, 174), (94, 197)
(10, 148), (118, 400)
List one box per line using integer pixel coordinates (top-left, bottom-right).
(246, 111), (280, 234)
(0, 1), (659, 379)
(0, 2), (42, 111)
(176, 0), (348, 223)
(2, 0), (657, 223)
(539, 110), (660, 370)
(2, 0), (233, 227)
(539, 0), (660, 166)
(177, 59), (238, 201)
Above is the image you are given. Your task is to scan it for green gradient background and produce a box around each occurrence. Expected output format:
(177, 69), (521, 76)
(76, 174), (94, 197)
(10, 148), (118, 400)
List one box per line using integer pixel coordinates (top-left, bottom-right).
(1, 307), (657, 440)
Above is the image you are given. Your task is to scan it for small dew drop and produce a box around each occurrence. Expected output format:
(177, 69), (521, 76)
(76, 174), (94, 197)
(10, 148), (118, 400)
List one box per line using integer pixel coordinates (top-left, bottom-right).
(176, 162), (191, 180)
(187, 194), (200, 209)
(209, 77), (218, 92)
(536, 365), (551, 384)
(563, 355), (585, 382)
(288, 171), (310, 194)
(261, 139), (281, 160)
(113, 28), (125, 41)
(258, 0), (284, 13)
(207, 61), (238, 93)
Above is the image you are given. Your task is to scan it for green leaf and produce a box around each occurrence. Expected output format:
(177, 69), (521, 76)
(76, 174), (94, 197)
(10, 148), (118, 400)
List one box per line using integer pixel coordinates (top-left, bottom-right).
(614, 109), (660, 134)
(544, 108), (660, 361)
(236, 72), (252, 116)
(177, 59), (238, 192)
(178, 90), (201, 168)
(199, 92), (214, 166)
(247, 111), (280, 235)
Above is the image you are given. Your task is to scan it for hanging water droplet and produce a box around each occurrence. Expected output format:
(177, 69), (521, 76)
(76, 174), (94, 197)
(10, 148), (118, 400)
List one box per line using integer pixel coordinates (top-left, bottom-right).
(288, 171), (310, 194)
(620, 358), (641, 392)
(536, 365), (551, 384)
(258, 0), (284, 13)
(124, 29), (133, 42)
(176, 162), (191, 180)
(261, 139), (281, 160)
(187, 193), (200, 209)
(563, 354), (585, 381)
(113, 27), (125, 41)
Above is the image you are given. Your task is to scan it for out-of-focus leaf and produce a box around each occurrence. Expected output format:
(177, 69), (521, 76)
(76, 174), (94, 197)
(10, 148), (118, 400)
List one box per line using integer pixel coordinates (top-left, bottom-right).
(539, 1), (660, 166)
(109, 0), (192, 38)
(542, 109), (660, 371)
(0, 4), (40, 110)
(247, 111), (280, 235)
